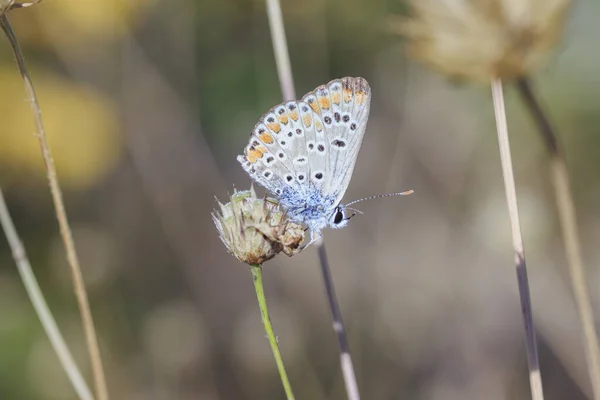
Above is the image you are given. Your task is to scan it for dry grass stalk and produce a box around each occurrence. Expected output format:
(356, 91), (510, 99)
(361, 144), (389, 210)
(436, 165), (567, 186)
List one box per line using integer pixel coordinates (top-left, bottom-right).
(491, 77), (544, 400)
(516, 77), (600, 399)
(0, 186), (94, 400)
(0, 13), (108, 400)
(265, 0), (296, 101)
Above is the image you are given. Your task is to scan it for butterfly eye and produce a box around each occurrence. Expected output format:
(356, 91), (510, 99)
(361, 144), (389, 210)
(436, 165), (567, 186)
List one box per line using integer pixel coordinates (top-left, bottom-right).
(333, 208), (344, 224)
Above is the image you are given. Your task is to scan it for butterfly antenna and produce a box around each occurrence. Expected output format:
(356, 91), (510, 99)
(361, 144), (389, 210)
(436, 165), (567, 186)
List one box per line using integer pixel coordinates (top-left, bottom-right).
(346, 207), (363, 215)
(345, 190), (414, 207)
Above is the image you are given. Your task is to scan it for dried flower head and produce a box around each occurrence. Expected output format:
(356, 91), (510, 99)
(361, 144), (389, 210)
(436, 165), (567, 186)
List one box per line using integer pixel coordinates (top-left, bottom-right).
(212, 187), (305, 265)
(395, 0), (572, 82)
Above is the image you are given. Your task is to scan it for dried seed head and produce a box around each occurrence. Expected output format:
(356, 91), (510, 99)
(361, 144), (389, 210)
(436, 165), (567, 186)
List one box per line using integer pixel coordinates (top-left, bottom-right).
(396, 0), (573, 82)
(212, 187), (305, 265)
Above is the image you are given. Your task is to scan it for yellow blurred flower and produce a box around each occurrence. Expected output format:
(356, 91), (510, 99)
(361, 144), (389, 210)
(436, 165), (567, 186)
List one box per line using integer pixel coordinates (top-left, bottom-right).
(8, 0), (154, 46)
(395, 0), (573, 82)
(0, 68), (122, 189)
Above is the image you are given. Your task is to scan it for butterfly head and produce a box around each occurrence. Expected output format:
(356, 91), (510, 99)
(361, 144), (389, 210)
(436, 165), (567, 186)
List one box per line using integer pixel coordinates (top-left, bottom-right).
(327, 190), (416, 230)
(328, 204), (355, 229)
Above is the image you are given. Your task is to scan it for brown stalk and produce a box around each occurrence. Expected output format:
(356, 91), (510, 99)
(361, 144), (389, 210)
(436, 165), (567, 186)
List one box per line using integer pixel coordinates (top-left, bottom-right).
(0, 14), (108, 400)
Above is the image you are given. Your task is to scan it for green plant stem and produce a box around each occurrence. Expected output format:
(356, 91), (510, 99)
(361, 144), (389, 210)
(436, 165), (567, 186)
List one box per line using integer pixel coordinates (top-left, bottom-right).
(0, 186), (94, 400)
(0, 14), (108, 400)
(516, 77), (600, 400)
(490, 78), (544, 400)
(250, 264), (295, 400)
(263, 1), (360, 397)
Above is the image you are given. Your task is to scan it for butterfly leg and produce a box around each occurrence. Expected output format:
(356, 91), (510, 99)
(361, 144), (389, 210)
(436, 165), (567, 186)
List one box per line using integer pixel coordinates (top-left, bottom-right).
(300, 229), (322, 250)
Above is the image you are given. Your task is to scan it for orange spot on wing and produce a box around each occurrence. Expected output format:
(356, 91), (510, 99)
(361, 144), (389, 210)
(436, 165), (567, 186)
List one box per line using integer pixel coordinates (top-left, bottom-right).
(259, 132), (274, 144)
(315, 120), (323, 132)
(309, 100), (320, 114)
(302, 114), (313, 127)
(256, 145), (268, 154)
(266, 122), (281, 133)
(355, 91), (367, 105)
(289, 110), (299, 121)
(343, 88), (353, 103)
(247, 150), (261, 163)
(331, 92), (341, 105)
(277, 114), (289, 124)
(318, 96), (331, 110)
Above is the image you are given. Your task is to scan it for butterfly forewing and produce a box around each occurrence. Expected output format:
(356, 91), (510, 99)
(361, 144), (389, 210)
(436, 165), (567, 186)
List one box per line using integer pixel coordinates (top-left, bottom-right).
(302, 77), (371, 206)
(330, 77), (371, 204)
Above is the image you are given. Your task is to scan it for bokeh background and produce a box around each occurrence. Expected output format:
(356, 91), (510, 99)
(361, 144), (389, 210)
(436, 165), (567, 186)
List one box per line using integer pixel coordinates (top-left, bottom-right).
(1, 0), (599, 399)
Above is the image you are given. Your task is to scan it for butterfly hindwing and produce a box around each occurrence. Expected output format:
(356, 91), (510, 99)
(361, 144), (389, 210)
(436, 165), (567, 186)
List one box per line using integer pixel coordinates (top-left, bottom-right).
(279, 101), (311, 188)
(239, 109), (300, 198)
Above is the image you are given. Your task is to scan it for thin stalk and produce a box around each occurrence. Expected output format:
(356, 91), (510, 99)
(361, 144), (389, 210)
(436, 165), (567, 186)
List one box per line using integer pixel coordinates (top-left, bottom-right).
(316, 239), (361, 400)
(250, 264), (295, 400)
(516, 77), (600, 399)
(265, 0), (295, 101)
(0, 15), (108, 400)
(264, 0), (360, 395)
(0, 187), (94, 400)
(490, 78), (544, 400)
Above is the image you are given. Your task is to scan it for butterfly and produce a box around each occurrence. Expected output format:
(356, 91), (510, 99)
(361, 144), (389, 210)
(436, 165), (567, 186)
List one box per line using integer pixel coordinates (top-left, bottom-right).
(238, 77), (410, 243)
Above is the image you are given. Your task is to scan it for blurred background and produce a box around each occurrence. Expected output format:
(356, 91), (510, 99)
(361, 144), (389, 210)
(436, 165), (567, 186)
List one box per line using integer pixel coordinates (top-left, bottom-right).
(1, 0), (599, 399)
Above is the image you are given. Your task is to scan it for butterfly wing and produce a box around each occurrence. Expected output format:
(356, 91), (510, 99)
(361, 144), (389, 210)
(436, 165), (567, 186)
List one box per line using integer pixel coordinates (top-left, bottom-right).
(238, 77), (371, 225)
(301, 77), (371, 206)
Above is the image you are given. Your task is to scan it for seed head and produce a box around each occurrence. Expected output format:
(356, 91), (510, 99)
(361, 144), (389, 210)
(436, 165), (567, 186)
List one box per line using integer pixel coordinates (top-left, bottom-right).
(396, 0), (573, 82)
(212, 187), (305, 265)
